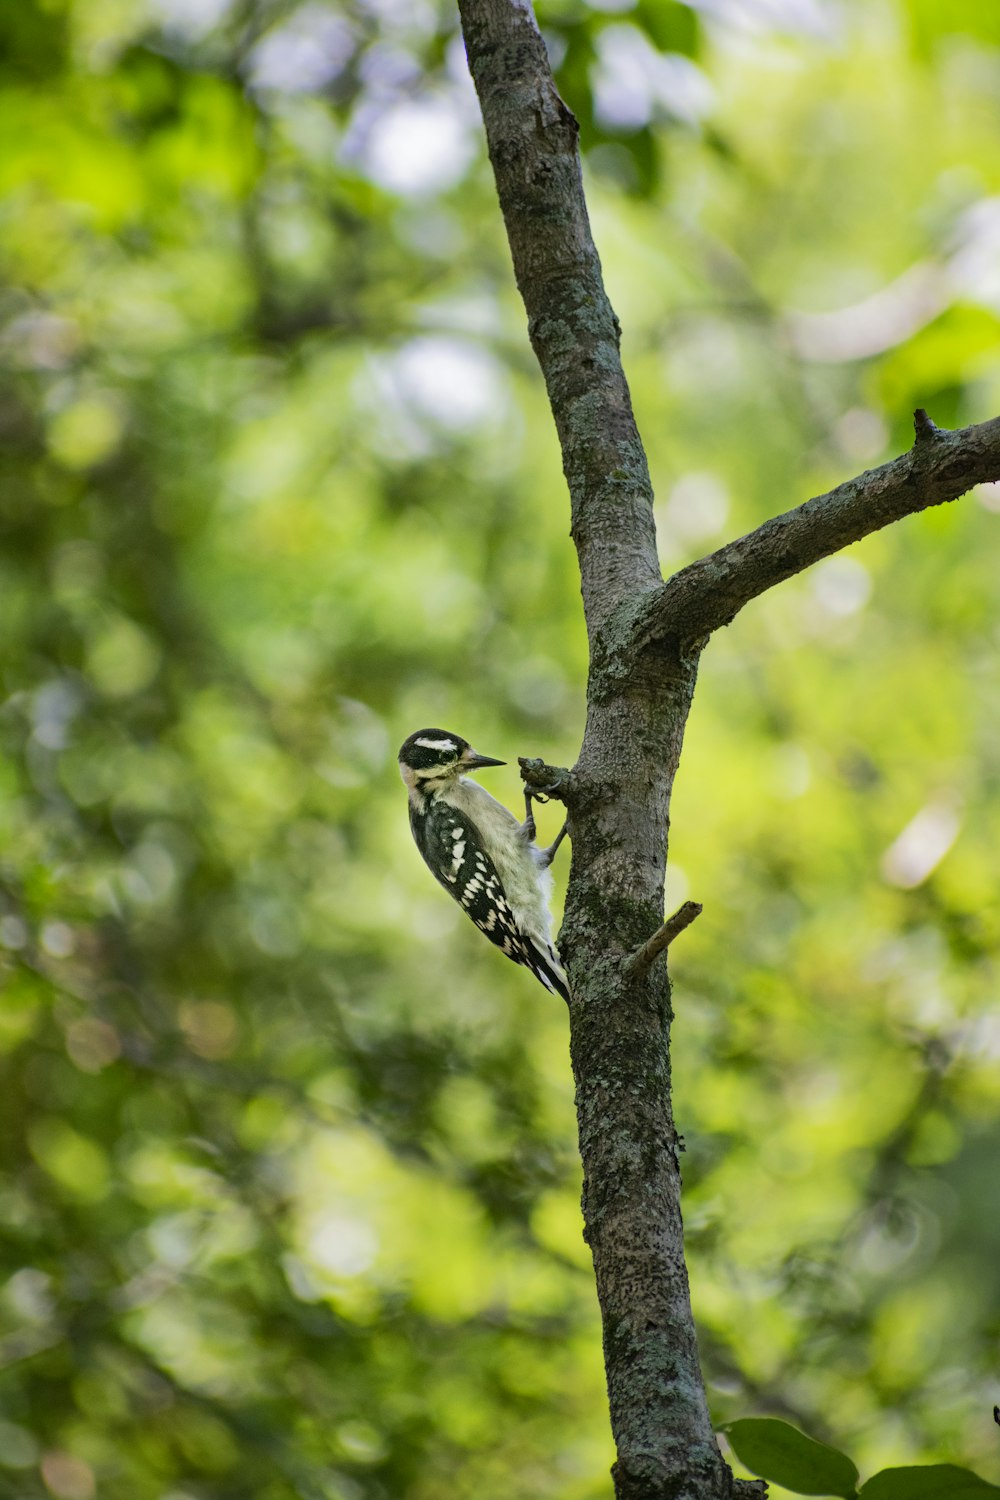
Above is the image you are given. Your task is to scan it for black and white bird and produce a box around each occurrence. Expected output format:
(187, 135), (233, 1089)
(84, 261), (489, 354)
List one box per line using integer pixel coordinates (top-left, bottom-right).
(398, 728), (569, 1000)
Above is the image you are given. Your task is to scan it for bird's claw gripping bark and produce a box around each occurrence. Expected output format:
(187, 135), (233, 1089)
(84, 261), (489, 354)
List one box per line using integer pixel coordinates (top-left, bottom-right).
(520, 780), (568, 867)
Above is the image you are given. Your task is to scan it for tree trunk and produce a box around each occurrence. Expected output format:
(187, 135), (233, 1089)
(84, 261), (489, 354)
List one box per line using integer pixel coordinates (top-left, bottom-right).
(455, 6), (730, 1488)
(566, 662), (730, 1499)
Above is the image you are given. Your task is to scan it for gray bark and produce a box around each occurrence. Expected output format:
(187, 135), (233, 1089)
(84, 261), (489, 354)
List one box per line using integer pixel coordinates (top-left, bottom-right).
(456, 2), (1000, 1496)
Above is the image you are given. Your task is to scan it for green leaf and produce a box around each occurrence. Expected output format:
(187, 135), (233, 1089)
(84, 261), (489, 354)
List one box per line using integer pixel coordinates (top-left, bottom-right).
(859, 1466), (1000, 1499)
(724, 1419), (860, 1497)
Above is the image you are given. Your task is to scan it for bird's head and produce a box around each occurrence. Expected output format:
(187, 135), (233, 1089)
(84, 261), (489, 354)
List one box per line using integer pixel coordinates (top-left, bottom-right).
(397, 728), (505, 795)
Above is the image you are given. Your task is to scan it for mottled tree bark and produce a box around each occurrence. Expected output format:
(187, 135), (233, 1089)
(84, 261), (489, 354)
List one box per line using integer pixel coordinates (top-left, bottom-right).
(456, 3), (1000, 1497)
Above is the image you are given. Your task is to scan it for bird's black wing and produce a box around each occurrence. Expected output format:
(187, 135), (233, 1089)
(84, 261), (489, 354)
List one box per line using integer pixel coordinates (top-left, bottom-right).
(410, 799), (568, 1000)
(411, 799), (526, 960)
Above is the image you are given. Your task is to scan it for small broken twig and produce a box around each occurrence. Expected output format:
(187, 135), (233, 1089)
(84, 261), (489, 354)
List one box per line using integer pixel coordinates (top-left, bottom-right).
(912, 406), (941, 444)
(518, 756), (573, 804)
(625, 900), (703, 980)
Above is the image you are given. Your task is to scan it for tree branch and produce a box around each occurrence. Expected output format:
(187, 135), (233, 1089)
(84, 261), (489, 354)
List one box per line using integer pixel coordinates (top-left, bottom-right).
(518, 756), (574, 804)
(636, 410), (1000, 649)
(625, 901), (703, 980)
(456, 0), (661, 637)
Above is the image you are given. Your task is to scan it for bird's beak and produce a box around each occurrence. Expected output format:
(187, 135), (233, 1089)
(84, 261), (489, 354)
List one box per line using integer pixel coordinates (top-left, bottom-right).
(463, 747), (505, 770)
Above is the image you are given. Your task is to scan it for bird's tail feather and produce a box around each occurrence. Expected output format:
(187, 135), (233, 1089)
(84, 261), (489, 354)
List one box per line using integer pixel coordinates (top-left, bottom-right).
(524, 938), (570, 1002)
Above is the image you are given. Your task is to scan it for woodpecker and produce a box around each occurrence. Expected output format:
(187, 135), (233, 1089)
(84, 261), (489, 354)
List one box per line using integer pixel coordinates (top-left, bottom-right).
(398, 728), (569, 1000)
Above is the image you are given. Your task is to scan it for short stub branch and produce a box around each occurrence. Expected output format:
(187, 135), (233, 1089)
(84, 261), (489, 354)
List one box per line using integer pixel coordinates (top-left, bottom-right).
(518, 756), (574, 804)
(625, 900), (703, 981)
(912, 406), (941, 444)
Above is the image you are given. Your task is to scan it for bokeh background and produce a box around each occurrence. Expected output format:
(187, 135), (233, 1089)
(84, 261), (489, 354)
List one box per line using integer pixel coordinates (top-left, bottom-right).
(2, 1), (1000, 1496)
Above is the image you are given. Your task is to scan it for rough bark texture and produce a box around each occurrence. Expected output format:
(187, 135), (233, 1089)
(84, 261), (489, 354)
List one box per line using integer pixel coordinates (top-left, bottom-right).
(456, 3), (1000, 1497)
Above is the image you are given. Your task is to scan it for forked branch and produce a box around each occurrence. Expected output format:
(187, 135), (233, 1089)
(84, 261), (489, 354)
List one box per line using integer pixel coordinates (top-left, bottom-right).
(456, 4), (1000, 1499)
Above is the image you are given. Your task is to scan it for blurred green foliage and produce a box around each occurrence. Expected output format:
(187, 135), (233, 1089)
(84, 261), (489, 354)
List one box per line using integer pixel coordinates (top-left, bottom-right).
(1, 1), (1000, 1498)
